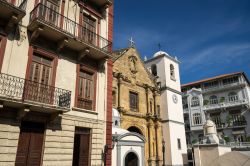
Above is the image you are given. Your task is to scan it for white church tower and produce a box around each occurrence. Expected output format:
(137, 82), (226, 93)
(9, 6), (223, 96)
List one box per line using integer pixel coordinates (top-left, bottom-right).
(145, 51), (188, 166)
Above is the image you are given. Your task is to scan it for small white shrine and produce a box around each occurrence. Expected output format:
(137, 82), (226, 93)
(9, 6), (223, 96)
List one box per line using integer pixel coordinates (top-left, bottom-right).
(112, 108), (145, 166)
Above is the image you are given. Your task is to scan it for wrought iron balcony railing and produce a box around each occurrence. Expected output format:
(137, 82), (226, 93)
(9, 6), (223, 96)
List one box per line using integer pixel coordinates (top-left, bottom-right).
(0, 73), (71, 109)
(1, 0), (27, 10)
(29, 3), (112, 53)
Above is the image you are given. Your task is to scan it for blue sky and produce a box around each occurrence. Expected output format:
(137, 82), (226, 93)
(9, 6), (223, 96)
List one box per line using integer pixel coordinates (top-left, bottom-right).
(113, 0), (250, 84)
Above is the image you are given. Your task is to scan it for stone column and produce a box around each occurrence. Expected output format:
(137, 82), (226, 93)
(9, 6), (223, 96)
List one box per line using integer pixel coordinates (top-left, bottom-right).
(145, 85), (149, 114)
(117, 73), (123, 108)
(147, 121), (153, 166)
(153, 90), (157, 116)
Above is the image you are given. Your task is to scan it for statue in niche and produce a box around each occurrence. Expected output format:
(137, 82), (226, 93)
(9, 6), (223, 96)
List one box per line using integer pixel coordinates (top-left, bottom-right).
(129, 56), (137, 74)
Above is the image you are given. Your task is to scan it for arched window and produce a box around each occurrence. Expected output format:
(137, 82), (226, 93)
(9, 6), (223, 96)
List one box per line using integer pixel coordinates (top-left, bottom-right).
(191, 97), (199, 107)
(127, 126), (143, 135)
(193, 113), (202, 125)
(228, 92), (238, 102)
(209, 95), (218, 105)
(151, 64), (157, 76)
(170, 64), (175, 79)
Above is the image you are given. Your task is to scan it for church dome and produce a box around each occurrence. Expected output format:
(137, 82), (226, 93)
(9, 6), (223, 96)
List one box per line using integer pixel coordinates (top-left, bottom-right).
(153, 51), (169, 57)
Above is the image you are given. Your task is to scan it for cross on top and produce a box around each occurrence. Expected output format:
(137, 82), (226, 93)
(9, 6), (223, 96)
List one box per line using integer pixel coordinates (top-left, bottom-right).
(129, 37), (135, 47)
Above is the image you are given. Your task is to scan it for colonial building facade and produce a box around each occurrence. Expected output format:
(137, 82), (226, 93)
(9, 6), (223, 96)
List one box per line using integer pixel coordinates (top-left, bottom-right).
(0, 0), (113, 165)
(145, 51), (188, 166)
(112, 47), (163, 166)
(182, 72), (250, 145)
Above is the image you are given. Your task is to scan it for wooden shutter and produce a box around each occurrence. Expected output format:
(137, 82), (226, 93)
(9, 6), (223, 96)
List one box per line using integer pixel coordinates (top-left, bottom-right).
(15, 122), (45, 166)
(79, 134), (90, 166)
(72, 128), (91, 166)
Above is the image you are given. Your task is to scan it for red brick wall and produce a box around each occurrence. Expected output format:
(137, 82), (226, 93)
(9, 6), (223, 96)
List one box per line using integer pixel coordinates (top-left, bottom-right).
(105, 3), (114, 166)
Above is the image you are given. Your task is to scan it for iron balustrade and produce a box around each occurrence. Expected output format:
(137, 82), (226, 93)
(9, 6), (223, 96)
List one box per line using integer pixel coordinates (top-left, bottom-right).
(0, 73), (71, 108)
(29, 3), (112, 53)
(2, 0), (27, 10)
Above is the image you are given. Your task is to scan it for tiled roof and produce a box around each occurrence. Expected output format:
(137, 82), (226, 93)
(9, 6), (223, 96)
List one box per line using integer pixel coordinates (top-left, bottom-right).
(182, 72), (245, 87)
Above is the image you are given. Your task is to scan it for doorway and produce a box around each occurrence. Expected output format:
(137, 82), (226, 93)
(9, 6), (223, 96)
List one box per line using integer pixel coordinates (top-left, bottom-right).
(15, 121), (45, 166)
(125, 152), (138, 166)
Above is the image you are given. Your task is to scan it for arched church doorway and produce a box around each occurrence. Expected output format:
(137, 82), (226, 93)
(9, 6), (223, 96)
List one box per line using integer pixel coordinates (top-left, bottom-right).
(127, 126), (143, 135)
(125, 152), (138, 166)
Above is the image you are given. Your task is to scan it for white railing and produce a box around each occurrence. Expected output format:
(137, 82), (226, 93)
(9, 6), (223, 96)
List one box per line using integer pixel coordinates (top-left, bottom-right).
(203, 99), (249, 110)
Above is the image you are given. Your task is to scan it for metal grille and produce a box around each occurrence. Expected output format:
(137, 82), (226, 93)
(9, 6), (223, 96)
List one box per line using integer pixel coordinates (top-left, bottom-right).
(0, 73), (71, 108)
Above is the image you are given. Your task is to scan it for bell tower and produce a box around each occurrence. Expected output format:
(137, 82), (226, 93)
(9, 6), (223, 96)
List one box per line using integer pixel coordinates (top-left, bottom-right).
(145, 51), (188, 166)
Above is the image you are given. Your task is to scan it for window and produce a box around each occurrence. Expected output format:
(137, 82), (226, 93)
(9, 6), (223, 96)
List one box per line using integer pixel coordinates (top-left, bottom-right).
(203, 81), (218, 89)
(151, 64), (157, 76)
(170, 64), (175, 80)
(26, 53), (54, 104)
(150, 100), (153, 113)
(191, 97), (199, 107)
(40, 0), (60, 25)
(228, 92), (238, 102)
(209, 95), (218, 105)
(157, 105), (160, 116)
(129, 91), (138, 111)
(223, 76), (239, 85)
(82, 14), (96, 44)
(177, 138), (181, 149)
(210, 113), (222, 127)
(193, 113), (202, 125)
(231, 113), (246, 126)
(77, 69), (95, 110)
(72, 127), (91, 166)
(112, 91), (116, 106)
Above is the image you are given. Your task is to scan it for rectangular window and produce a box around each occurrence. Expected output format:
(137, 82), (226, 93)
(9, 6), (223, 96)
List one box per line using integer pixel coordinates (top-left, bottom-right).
(26, 53), (54, 104)
(203, 81), (219, 89)
(82, 14), (96, 44)
(77, 69), (95, 110)
(40, 0), (60, 25)
(223, 76), (239, 85)
(72, 127), (91, 166)
(112, 91), (116, 106)
(177, 138), (181, 150)
(157, 105), (160, 116)
(129, 91), (138, 111)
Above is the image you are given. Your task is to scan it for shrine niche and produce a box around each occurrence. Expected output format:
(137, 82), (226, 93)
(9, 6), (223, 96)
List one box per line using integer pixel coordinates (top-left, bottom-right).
(128, 55), (138, 74)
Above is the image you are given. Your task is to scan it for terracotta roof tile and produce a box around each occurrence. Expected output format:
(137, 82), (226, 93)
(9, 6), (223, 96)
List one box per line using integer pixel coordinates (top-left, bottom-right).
(181, 72), (243, 87)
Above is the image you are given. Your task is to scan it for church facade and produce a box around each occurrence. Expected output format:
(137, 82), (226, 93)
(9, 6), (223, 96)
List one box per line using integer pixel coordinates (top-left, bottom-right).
(112, 47), (163, 166)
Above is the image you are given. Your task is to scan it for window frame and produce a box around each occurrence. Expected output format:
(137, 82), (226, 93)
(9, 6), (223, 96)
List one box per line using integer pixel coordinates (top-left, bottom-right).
(0, 35), (7, 72)
(209, 95), (218, 105)
(191, 96), (200, 107)
(129, 91), (139, 111)
(170, 64), (175, 80)
(228, 92), (238, 102)
(177, 138), (181, 150)
(193, 113), (202, 125)
(75, 64), (97, 111)
(25, 46), (58, 87)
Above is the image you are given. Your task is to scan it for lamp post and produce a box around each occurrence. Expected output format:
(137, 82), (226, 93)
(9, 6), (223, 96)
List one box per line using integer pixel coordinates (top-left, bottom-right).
(162, 139), (166, 166)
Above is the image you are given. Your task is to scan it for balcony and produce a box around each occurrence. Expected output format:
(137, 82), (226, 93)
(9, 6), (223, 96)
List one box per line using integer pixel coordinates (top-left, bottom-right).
(0, 73), (71, 115)
(203, 99), (249, 111)
(88, 0), (113, 7)
(202, 82), (246, 94)
(0, 0), (27, 32)
(28, 3), (112, 60)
